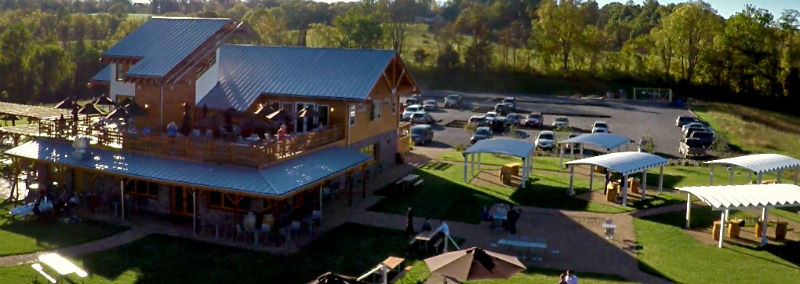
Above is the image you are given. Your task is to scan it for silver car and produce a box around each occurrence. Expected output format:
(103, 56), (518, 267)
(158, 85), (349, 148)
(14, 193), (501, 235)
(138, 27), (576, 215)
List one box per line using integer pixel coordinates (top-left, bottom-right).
(410, 112), (434, 124)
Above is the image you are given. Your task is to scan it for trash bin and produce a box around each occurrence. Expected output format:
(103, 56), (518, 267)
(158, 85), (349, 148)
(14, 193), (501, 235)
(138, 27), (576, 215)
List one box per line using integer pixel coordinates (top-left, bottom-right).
(628, 178), (640, 194)
(605, 188), (617, 202)
(776, 222), (788, 240)
(755, 221), (764, 238)
(712, 221), (722, 241)
(727, 222), (740, 238)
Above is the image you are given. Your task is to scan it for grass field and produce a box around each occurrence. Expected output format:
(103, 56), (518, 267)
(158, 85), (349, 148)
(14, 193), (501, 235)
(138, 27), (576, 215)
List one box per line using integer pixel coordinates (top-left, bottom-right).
(438, 151), (567, 173)
(0, 202), (128, 256)
(635, 208), (800, 283)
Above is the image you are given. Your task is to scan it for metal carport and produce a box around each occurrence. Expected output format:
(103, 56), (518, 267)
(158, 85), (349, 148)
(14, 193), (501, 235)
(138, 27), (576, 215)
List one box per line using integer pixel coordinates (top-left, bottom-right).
(462, 138), (536, 188)
(565, 152), (668, 206)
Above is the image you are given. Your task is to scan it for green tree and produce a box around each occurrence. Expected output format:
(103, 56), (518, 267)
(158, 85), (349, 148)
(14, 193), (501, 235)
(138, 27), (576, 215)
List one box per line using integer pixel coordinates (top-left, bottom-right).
(331, 2), (385, 49)
(660, 2), (722, 82)
(244, 8), (291, 45)
(536, 0), (584, 72)
(0, 23), (34, 102)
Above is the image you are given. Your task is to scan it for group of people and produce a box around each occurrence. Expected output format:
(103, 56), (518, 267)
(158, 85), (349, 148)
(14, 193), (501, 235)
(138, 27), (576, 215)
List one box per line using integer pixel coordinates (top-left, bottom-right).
(482, 204), (522, 235)
(558, 270), (579, 284)
(405, 208), (451, 252)
(32, 188), (78, 216)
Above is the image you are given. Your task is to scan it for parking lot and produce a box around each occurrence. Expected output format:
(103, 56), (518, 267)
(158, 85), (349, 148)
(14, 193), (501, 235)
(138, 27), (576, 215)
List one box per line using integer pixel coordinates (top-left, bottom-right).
(403, 91), (694, 158)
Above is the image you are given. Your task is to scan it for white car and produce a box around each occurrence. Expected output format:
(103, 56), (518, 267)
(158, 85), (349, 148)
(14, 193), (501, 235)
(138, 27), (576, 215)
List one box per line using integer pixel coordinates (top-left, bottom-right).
(402, 104), (423, 121)
(410, 111), (434, 124)
(591, 121), (609, 133)
(485, 111), (498, 121)
(552, 116), (570, 128)
(535, 130), (556, 150)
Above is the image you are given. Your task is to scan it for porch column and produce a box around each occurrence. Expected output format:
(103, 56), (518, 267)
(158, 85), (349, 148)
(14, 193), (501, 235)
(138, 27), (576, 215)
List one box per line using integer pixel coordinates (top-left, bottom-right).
(463, 154), (468, 183)
(348, 171), (354, 207)
(709, 165), (714, 185)
(718, 212), (725, 248)
(568, 166), (575, 196)
(760, 207), (769, 247)
(659, 166), (664, 194)
(589, 165), (595, 191)
(622, 174), (629, 206)
(777, 169), (782, 183)
(641, 169), (647, 201)
(685, 193), (692, 228)
(729, 167), (735, 185)
(120, 179), (125, 221)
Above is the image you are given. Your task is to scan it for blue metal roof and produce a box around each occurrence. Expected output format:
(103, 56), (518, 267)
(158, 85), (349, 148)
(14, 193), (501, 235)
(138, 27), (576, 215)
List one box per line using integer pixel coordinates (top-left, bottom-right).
(90, 65), (111, 83)
(102, 17), (232, 78)
(197, 45), (397, 111)
(6, 140), (370, 197)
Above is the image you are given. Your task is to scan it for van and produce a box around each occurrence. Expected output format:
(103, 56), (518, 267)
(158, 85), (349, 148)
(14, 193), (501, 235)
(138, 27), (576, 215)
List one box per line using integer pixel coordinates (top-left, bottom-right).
(410, 124), (434, 145)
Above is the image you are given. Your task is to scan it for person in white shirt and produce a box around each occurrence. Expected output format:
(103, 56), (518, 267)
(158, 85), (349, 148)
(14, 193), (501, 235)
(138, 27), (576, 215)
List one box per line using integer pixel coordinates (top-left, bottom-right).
(565, 270), (579, 284)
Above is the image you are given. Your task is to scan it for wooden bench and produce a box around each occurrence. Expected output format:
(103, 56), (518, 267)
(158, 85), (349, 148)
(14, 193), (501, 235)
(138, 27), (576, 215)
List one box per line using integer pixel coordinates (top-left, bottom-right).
(390, 266), (413, 283)
(412, 179), (424, 190)
(31, 263), (57, 284)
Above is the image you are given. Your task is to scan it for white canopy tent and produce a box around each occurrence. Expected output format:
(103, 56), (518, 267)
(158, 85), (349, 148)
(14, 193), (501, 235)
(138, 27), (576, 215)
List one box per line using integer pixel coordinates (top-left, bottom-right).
(462, 138), (536, 188)
(680, 184), (800, 248)
(557, 133), (635, 166)
(565, 152), (668, 206)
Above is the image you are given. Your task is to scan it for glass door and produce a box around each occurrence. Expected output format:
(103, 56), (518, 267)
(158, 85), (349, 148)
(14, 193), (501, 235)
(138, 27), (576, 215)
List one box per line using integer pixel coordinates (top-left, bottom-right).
(317, 105), (330, 127)
(295, 102), (316, 133)
(172, 186), (194, 216)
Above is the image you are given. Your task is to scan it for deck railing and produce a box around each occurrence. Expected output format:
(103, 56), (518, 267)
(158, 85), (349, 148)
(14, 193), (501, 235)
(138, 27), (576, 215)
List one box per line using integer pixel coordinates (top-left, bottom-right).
(36, 117), (345, 168)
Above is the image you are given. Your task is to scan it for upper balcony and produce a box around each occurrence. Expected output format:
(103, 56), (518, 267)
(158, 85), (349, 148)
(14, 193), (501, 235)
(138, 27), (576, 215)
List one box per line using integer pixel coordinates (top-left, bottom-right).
(33, 116), (345, 168)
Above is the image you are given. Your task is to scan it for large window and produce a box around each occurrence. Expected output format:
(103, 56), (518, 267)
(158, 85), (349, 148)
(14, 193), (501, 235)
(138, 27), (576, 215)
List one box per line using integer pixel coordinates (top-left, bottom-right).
(115, 64), (127, 82)
(208, 191), (251, 211)
(125, 180), (159, 198)
(360, 143), (378, 160)
(371, 101), (382, 120)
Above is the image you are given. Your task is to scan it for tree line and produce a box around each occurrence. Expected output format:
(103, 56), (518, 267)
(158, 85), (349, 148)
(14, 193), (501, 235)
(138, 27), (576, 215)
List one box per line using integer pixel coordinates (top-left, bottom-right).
(1, 0), (799, 110)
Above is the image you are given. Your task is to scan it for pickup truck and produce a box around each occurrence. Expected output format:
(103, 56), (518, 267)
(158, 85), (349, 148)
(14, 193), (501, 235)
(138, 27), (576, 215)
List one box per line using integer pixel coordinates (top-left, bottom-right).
(679, 138), (706, 158)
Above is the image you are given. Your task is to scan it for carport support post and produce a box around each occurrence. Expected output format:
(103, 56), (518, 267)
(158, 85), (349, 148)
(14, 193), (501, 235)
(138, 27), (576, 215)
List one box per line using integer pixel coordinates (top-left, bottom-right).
(470, 154), (475, 178)
(477, 154), (481, 170)
(658, 166), (664, 194)
(777, 169), (782, 183)
(641, 170), (647, 201)
(685, 194), (692, 228)
(757, 173), (763, 184)
(559, 147), (564, 167)
(718, 212), (725, 248)
(521, 157), (527, 189)
(589, 165), (595, 191)
(709, 165), (714, 185)
(568, 166), (575, 196)
(761, 207), (769, 247)
(748, 172), (753, 184)
(622, 174), (629, 206)
(795, 167), (799, 185)
(729, 167), (735, 185)
(462, 154), (468, 183)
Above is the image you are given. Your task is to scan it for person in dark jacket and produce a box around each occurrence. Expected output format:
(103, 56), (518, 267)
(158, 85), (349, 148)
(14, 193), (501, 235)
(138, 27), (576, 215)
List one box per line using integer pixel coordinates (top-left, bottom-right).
(405, 207), (415, 235)
(506, 205), (521, 235)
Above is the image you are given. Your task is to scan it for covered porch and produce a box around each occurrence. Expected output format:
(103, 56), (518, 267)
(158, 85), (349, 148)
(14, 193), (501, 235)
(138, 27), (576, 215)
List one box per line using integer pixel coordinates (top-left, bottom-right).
(5, 139), (372, 248)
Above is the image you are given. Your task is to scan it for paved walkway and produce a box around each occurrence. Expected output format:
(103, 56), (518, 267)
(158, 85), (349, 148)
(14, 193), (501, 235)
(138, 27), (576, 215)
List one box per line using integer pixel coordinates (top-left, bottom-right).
(0, 149), (682, 283)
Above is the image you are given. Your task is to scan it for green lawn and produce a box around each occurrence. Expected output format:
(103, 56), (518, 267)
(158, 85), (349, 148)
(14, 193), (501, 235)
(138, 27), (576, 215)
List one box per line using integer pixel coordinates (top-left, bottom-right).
(471, 267), (633, 284)
(370, 160), (630, 224)
(0, 201), (129, 256)
(635, 208), (800, 283)
(0, 223), (430, 284)
(438, 151), (567, 173)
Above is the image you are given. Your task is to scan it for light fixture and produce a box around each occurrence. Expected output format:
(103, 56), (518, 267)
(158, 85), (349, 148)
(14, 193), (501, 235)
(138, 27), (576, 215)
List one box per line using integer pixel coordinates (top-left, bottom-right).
(144, 104), (149, 109)
(330, 107), (335, 112)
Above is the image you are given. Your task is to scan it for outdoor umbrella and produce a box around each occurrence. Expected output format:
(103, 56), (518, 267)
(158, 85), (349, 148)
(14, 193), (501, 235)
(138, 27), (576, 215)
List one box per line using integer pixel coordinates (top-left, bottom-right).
(1, 114), (20, 126)
(298, 106), (320, 118)
(225, 107), (245, 119)
(423, 247), (526, 282)
(105, 108), (129, 120)
(265, 108), (291, 121)
(78, 103), (104, 115)
(123, 100), (148, 117)
(54, 98), (78, 109)
(253, 104), (277, 116)
(91, 95), (115, 112)
(195, 114), (225, 130)
(239, 117), (271, 132)
(307, 272), (369, 284)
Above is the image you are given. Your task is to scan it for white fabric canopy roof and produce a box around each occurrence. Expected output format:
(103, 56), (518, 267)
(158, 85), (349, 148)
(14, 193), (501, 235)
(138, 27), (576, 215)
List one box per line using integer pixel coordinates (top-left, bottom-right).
(557, 133), (633, 150)
(706, 154), (800, 174)
(565, 152), (668, 175)
(462, 138), (535, 158)
(680, 184), (800, 210)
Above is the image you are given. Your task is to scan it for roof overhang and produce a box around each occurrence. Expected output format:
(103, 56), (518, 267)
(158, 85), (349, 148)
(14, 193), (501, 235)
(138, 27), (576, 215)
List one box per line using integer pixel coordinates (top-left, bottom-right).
(706, 154), (800, 174)
(679, 184), (800, 210)
(558, 133), (634, 150)
(566, 151), (668, 175)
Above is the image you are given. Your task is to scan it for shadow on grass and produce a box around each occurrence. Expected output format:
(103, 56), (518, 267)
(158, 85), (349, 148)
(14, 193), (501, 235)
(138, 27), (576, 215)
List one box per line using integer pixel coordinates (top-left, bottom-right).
(79, 223), (427, 284)
(629, 193), (686, 210)
(636, 260), (672, 282)
(508, 177), (593, 211)
(639, 172), (687, 189)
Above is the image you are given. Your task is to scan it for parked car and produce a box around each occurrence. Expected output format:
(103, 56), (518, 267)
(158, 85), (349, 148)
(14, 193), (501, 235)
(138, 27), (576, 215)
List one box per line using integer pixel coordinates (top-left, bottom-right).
(423, 100), (438, 111)
(564, 133), (581, 151)
(535, 130), (556, 151)
(679, 137), (706, 158)
(690, 131), (715, 148)
(410, 112), (434, 124)
(501, 97), (517, 110)
(401, 104), (423, 121)
(638, 136), (655, 153)
(490, 118), (508, 133)
(410, 124), (434, 145)
(591, 121), (609, 133)
(443, 94), (462, 108)
(468, 115), (488, 127)
(676, 116), (699, 127)
(405, 96), (421, 106)
(506, 113), (523, 126)
(485, 111), (499, 121)
(684, 125), (708, 138)
(552, 116), (570, 128)
(494, 103), (511, 115)
(525, 112), (544, 128)
(471, 127), (493, 144)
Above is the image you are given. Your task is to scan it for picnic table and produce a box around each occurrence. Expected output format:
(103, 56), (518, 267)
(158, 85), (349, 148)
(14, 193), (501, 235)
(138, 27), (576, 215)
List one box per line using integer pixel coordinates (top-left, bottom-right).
(497, 238), (547, 261)
(381, 256), (405, 271)
(411, 230), (437, 251)
(37, 253), (88, 282)
(396, 174), (420, 190)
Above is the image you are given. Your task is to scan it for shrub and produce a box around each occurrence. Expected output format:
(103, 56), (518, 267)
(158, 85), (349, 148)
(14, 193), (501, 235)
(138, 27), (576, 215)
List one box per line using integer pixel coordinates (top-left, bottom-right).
(454, 144), (467, 152)
(463, 123), (477, 132)
(710, 134), (731, 154)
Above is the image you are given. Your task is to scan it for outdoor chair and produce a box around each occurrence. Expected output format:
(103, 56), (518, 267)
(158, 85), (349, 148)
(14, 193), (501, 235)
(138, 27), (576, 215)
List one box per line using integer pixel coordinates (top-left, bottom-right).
(604, 218), (616, 240)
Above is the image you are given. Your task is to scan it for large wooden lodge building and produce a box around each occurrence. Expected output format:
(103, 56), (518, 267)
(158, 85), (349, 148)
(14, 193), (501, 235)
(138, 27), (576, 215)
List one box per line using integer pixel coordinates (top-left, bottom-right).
(3, 17), (419, 238)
